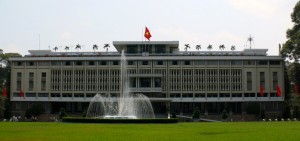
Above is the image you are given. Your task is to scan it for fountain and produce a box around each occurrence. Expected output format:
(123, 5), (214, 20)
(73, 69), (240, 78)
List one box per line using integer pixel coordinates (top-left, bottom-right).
(86, 50), (155, 119)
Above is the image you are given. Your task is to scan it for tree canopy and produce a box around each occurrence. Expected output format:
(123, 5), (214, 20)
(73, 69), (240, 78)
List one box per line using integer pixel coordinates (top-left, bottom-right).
(282, 1), (300, 62)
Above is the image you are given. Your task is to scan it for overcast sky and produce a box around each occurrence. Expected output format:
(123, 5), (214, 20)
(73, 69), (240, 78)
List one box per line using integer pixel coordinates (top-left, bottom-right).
(0, 0), (298, 55)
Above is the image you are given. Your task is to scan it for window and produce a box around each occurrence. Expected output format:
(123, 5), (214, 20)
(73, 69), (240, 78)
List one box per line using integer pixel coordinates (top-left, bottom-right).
(155, 78), (161, 87)
(258, 61), (268, 65)
(207, 61), (218, 65)
(247, 72), (252, 91)
(128, 61), (134, 65)
(244, 61), (255, 65)
(140, 78), (151, 87)
(65, 61), (71, 66)
(142, 61), (148, 65)
(157, 61), (163, 65)
(16, 72), (22, 90)
(51, 61), (61, 66)
(260, 72), (265, 89)
(184, 61), (190, 65)
(127, 45), (138, 54)
(88, 61), (95, 65)
(219, 61), (230, 65)
(273, 72), (278, 91)
(194, 61), (205, 65)
(270, 61), (280, 65)
(113, 61), (119, 65)
(75, 61), (83, 66)
(41, 72), (46, 91)
(28, 62), (35, 66)
(231, 60), (242, 65)
(100, 61), (107, 65)
(17, 62), (22, 66)
(29, 72), (34, 91)
(155, 45), (166, 53)
(129, 78), (136, 87)
(142, 44), (152, 53)
(172, 61), (178, 65)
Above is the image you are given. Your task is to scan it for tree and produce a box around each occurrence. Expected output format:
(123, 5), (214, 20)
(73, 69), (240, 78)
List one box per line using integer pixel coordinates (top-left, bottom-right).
(222, 109), (229, 120)
(0, 52), (21, 119)
(0, 53), (21, 68)
(231, 45), (236, 51)
(192, 107), (200, 119)
(184, 44), (190, 52)
(281, 1), (300, 62)
(207, 44), (213, 51)
(75, 44), (81, 52)
(285, 62), (300, 118)
(104, 44), (110, 52)
(93, 44), (98, 52)
(219, 44), (225, 51)
(195, 45), (201, 52)
(65, 46), (69, 52)
(53, 46), (58, 52)
(0, 96), (6, 119)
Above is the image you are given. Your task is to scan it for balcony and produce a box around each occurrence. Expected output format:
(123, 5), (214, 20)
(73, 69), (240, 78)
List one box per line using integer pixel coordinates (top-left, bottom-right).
(130, 87), (162, 92)
(128, 74), (162, 77)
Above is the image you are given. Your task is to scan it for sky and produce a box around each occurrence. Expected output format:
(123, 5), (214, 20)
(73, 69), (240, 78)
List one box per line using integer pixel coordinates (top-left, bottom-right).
(0, 0), (298, 56)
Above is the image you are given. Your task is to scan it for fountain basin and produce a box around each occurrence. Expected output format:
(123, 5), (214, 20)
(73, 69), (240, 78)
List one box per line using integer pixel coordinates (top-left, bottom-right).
(104, 115), (137, 119)
(62, 117), (178, 123)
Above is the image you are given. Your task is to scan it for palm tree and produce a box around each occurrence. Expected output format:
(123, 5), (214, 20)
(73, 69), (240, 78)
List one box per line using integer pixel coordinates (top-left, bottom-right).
(65, 46), (69, 52)
(93, 44), (98, 52)
(53, 46), (58, 52)
(207, 44), (213, 51)
(219, 44), (225, 51)
(75, 44), (81, 52)
(231, 45), (236, 51)
(104, 44), (110, 52)
(184, 44), (190, 52)
(196, 45), (201, 52)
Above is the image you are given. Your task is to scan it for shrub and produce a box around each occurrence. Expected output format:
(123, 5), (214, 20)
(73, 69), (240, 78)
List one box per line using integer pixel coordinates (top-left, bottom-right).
(171, 112), (177, 118)
(59, 108), (67, 119)
(25, 103), (45, 119)
(260, 109), (266, 119)
(192, 107), (200, 119)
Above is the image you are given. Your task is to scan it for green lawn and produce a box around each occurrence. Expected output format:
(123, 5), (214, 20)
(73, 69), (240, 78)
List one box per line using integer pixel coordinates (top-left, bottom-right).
(0, 122), (300, 141)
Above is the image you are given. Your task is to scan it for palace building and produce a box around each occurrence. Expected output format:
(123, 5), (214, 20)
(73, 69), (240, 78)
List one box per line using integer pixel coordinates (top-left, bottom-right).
(8, 41), (284, 116)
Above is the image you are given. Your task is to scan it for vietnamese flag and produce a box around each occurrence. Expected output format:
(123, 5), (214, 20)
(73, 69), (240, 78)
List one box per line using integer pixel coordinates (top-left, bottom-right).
(277, 85), (282, 97)
(20, 89), (24, 97)
(2, 85), (7, 97)
(260, 84), (264, 96)
(144, 27), (152, 41)
(295, 83), (299, 96)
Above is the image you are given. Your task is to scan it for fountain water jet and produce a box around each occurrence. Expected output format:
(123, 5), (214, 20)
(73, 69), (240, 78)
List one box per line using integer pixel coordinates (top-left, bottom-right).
(86, 50), (155, 119)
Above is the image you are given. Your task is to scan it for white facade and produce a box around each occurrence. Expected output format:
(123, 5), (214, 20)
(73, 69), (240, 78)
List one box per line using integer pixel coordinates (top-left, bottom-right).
(8, 41), (284, 114)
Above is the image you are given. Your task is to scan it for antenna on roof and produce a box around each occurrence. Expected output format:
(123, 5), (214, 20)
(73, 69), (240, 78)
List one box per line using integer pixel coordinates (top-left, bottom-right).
(247, 35), (254, 49)
(39, 34), (41, 50)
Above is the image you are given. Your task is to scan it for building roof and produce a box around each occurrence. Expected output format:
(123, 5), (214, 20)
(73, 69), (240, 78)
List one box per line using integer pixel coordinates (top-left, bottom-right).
(113, 41), (179, 52)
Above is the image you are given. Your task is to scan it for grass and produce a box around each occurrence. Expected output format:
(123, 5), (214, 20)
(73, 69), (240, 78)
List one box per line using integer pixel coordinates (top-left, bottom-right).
(0, 122), (300, 141)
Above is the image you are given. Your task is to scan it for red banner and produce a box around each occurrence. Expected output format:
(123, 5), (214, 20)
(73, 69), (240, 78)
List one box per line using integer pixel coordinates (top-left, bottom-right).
(260, 84), (264, 96)
(20, 89), (24, 97)
(277, 85), (282, 97)
(2, 85), (7, 97)
(144, 27), (152, 41)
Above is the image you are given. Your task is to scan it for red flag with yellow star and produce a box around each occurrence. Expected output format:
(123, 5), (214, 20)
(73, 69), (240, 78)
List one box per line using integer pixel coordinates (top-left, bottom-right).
(144, 27), (152, 41)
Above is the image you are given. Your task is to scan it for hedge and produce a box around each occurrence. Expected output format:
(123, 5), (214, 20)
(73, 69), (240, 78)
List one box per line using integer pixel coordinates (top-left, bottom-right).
(62, 117), (178, 123)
